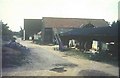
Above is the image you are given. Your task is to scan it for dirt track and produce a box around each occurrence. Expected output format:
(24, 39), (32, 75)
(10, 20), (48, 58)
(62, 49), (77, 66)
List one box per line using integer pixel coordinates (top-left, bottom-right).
(2, 40), (119, 76)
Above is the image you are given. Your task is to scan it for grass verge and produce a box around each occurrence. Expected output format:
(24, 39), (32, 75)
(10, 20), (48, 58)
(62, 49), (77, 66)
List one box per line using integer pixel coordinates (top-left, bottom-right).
(64, 49), (118, 67)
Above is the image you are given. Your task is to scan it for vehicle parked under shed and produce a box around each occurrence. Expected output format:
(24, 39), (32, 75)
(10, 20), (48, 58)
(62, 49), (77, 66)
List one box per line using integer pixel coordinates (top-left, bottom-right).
(60, 25), (118, 56)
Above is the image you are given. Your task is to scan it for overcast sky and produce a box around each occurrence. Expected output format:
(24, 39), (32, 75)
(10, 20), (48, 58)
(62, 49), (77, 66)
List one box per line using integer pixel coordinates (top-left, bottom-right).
(0, 0), (119, 31)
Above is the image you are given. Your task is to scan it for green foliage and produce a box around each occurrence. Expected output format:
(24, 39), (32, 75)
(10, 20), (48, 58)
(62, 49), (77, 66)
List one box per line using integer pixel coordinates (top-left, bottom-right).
(90, 51), (118, 66)
(2, 22), (13, 41)
(111, 20), (119, 28)
(13, 31), (20, 37)
(19, 26), (23, 39)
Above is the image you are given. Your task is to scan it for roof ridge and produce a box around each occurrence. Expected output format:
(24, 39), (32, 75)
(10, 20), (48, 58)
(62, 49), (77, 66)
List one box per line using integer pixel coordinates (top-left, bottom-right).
(42, 17), (105, 20)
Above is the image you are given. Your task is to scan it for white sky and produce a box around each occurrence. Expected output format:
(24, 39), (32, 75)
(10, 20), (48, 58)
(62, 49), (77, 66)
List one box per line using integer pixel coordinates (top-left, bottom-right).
(0, 0), (119, 31)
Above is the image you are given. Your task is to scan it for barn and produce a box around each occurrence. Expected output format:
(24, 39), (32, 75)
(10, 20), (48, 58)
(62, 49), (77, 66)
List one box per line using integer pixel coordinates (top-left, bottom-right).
(24, 19), (42, 40)
(40, 17), (109, 44)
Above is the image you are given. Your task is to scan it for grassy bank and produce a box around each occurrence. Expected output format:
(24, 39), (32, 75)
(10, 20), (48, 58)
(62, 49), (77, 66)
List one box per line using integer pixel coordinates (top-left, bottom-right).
(64, 49), (118, 67)
(2, 44), (30, 68)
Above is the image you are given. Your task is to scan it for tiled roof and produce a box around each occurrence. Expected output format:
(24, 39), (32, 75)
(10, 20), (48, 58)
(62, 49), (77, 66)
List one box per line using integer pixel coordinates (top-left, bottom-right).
(42, 17), (109, 28)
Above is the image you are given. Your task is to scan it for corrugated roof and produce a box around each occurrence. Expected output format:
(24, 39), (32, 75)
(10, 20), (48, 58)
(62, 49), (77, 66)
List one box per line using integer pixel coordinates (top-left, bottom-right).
(61, 26), (118, 37)
(42, 17), (109, 28)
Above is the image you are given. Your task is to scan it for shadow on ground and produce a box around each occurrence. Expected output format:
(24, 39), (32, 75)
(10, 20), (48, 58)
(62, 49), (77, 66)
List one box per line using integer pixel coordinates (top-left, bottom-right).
(77, 69), (113, 76)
